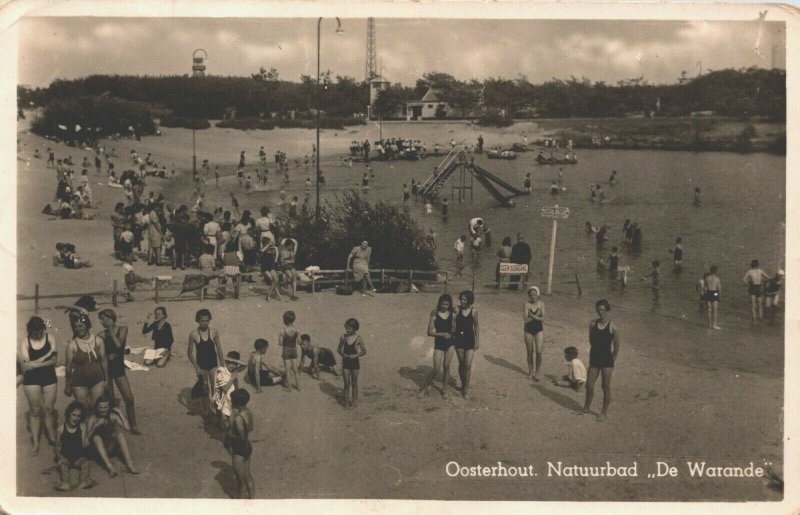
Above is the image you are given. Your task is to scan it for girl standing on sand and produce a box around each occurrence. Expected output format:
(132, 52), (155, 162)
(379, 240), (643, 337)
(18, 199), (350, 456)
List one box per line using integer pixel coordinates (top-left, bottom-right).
(337, 318), (366, 409)
(65, 314), (107, 408)
(188, 309), (225, 417)
(18, 316), (58, 455)
(454, 291), (480, 399)
(97, 309), (139, 434)
(523, 286), (545, 382)
(419, 294), (455, 399)
(583, 299), (620, 422)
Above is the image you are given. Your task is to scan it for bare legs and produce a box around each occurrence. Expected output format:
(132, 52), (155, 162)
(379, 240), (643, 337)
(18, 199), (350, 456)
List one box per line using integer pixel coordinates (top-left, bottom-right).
(342, 368), (360, 408)
(707, 300), (720, 329)
(232, 454), (254, 499)
(284, 358), (300, 390)
(455, 348), (475, 399)
(419, 347), (454, 399)
(23, 384), (57, 455)
(111, 375), (138, 433)
(583, 366), (614, 421)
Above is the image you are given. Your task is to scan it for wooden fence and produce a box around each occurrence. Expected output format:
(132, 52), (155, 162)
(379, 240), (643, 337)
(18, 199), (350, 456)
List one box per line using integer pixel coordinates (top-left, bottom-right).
(17, 267), (575, 310)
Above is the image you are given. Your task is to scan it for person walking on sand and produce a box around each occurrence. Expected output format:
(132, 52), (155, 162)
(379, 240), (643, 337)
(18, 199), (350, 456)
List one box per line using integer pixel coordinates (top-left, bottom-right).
(453, 290), (479, 399)
(523, 286), (545, 382)
(419, 294), (456, 399)
(347, 241), (377, 296)
(337, 318), (366, 409)
(743, 259), (770, 323)
(583, 299), (620, 421)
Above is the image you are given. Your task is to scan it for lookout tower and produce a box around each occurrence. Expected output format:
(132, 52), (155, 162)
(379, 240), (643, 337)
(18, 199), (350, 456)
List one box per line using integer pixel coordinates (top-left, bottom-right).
(192, 49), (208, 77)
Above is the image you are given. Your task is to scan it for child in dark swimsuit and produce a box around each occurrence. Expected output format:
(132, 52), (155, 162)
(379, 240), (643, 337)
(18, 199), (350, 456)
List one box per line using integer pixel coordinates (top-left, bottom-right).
(227, 389), (254, 498)
(98, 309), (138, 434)
(188, 309), (225, 417)
(337, 318), (367, 409)
(54, 402), (95, 491)
(279, 311), (301, 390)
(248, 339), (284, 391)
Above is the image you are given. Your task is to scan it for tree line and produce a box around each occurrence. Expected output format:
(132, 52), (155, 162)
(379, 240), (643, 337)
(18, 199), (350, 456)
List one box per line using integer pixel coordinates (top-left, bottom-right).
(19, 66), (784, 127)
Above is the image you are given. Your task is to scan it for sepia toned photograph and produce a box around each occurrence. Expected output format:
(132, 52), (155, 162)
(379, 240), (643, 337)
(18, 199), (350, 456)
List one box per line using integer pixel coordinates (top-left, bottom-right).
(8, 2), (793, 509)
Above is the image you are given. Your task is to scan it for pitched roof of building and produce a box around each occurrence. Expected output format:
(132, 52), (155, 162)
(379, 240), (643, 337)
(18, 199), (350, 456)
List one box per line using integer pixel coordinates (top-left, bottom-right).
(421, 87), (444, 103)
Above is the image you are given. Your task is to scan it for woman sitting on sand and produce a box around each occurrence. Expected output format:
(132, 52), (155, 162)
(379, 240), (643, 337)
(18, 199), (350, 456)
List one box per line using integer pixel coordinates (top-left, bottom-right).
(86, 395), (138, 476)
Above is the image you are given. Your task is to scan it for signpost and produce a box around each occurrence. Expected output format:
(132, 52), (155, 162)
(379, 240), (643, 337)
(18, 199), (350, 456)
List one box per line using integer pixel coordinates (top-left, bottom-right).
(540, 204), (570, 294)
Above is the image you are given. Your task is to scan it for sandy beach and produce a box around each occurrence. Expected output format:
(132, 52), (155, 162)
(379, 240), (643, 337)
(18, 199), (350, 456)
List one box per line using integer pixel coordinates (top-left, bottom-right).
(15, 121), (784, 502)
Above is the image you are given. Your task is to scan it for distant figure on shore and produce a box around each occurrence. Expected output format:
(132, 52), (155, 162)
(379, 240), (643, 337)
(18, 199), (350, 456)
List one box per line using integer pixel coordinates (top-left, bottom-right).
(608, 170), (618, 186)
(583, 299), (620, 422)
(509, 233), (532, 290)
(402, 184), (410, 203)
(347, 240), (377, 296)
(441, 198), (449, 218)
(670, 237), (683, 272)
(764, 269), (784, 312)
(524, 173), (532, 193)
(704, 266), (722, 329)
(239, 151), (245, 169)
(643, 260), (661, 303)
(743, 259), (770, 323)
(694, 186), (701, 205)
(477, 135), (484, 153)
(454, 235), (466, 265)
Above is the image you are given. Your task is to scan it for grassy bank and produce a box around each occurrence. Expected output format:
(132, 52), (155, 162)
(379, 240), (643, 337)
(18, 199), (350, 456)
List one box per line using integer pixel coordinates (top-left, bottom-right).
(533, 117), (786, 154)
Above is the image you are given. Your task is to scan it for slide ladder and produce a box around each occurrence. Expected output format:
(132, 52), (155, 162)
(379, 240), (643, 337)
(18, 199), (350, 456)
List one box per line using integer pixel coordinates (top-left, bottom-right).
(417, 149), (458, 195)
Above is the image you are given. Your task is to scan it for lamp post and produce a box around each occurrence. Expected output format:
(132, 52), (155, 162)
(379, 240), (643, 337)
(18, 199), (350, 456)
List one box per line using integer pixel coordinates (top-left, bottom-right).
(316, 17), (344, 224)
(191, 49), (208, 176)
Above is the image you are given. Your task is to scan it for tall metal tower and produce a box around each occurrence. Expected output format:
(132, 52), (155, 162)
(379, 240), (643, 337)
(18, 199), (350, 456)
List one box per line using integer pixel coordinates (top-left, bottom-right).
(365, 18), (377, 81)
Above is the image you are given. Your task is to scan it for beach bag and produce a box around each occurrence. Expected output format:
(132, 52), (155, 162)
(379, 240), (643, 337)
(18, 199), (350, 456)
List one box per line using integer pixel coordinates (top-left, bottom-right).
(336, 271), (354, 296)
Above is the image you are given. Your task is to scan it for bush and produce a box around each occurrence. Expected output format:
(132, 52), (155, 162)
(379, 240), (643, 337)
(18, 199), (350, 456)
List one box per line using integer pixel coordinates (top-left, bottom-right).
(271, 191), (436, 271)
(160, 115), (211, 130)
(31, 96), (156, 142)
(477, 108), (514, 127)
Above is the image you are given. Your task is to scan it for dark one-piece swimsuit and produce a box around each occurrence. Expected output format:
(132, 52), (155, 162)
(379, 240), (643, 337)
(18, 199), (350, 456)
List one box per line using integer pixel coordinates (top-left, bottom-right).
(524, 306), (543, 336)
(454, 307), (476, 350)
(433, 311), (455, 351)
(195, 330), (218, 371)
(228, 414), (252, 458)
(589, 320), (614, 369)
(103, 328), (126, 380)
(23, 335), (57, 387)
(341, 335), (362, 370)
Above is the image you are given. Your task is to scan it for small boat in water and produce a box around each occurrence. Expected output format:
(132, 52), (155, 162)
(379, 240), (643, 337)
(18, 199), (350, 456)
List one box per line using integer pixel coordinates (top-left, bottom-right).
(487, 149), (518, 160)
(536, 154), (578, 165)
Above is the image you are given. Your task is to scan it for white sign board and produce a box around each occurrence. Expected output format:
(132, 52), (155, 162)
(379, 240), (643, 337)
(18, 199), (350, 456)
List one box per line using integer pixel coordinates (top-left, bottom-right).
(541, 206), (570, 219)
(499, 263), (529, 275)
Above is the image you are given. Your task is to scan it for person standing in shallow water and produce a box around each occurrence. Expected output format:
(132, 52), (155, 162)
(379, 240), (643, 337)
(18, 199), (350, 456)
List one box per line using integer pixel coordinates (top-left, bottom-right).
(583, 299), (620, 422)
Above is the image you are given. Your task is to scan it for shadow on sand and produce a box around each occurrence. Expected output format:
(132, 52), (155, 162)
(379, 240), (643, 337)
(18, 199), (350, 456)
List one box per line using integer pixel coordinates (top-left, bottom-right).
(211, 460), (238, 499)
(483, 354), (528, 376)
(533, 375), (584, 411)
(318, 381), (344, 407)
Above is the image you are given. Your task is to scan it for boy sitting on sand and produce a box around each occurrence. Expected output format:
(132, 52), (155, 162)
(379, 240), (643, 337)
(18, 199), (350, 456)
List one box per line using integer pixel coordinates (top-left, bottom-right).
(552, 346), (587, 391)
(247, 339), (284, 392)
(298, 334), (340, 379)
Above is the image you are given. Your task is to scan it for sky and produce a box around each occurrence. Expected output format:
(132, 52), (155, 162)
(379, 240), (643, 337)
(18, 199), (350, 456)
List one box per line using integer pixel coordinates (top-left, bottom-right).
(17, 17), (786, 88)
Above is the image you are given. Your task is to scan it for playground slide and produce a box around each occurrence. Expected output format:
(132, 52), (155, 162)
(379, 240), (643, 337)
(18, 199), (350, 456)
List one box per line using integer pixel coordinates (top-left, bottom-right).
(472, 164), (529, 196)
(469, 168), (514, 207)
(420, 162), (456, 197)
